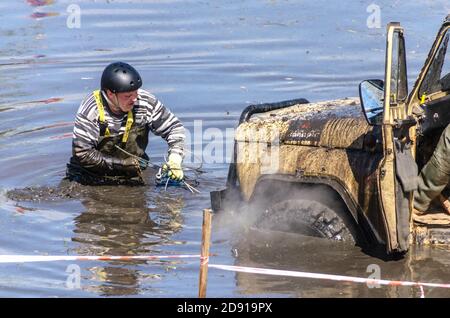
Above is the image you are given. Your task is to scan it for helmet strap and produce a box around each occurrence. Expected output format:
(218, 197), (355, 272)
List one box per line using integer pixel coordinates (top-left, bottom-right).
(102, 90), (123, 114)
(114, 93), (121, 109)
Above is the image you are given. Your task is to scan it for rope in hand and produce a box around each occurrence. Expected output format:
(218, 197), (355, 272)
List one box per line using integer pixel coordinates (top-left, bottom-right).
(114, 145), (201, 194)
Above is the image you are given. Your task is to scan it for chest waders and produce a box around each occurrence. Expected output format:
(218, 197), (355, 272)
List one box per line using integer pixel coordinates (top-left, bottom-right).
(66, 90), (150, 185)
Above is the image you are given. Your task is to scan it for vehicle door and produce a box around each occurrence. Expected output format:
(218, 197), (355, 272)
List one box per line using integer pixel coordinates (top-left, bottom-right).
(407, 18), (450, 159)
(360, 23), (413, 254)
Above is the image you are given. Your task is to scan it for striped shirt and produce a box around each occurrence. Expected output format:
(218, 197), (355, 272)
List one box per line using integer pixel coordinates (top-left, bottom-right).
(72, 88), (185, 171)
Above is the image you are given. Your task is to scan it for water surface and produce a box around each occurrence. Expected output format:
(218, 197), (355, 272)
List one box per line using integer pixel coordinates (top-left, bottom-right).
(0, 0), (449, 297)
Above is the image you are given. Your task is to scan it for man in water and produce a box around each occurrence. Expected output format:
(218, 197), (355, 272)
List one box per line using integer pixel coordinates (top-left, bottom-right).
(66, 62), (185, 185)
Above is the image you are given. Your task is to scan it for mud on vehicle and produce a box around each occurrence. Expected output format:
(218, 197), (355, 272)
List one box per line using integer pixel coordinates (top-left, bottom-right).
(211, 17), (450, 256)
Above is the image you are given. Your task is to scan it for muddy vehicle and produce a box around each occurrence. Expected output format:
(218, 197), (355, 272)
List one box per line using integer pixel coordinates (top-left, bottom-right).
(211, 17), (450, 256)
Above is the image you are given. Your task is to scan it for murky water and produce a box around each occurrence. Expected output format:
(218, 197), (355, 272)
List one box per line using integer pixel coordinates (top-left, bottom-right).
(0, 0), (449, 297)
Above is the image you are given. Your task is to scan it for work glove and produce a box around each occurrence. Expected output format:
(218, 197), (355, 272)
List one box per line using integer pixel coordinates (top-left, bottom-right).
(113, 157), (140, 177)
(162, 153), (184, 181)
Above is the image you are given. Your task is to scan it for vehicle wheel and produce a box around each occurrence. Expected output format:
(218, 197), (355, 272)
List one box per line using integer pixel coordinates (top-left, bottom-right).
(256, 199), (356, 243)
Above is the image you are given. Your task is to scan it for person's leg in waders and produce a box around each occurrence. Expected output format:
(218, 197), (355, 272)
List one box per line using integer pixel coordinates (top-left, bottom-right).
(414, 124), (450, 215)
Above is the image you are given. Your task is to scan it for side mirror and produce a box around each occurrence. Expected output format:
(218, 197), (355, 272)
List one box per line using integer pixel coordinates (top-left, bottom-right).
(359, 79), (384, 125)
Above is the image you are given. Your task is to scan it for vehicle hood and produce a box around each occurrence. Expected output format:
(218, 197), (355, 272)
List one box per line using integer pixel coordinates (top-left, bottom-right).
(235, 97), (373, 150)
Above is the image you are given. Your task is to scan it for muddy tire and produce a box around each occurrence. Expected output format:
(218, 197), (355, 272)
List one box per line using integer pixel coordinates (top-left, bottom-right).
(256, 199), (356, 243)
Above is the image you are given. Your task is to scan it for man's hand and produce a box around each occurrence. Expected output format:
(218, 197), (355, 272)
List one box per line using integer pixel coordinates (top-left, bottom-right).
(439, 194), (450, 215)
(114, 157), (141, 176)
(162, 153), (184, 181)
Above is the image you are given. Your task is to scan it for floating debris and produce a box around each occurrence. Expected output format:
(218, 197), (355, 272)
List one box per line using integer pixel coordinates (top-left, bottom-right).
(27, 0), (54, 6)
(30, 12), (59, 19)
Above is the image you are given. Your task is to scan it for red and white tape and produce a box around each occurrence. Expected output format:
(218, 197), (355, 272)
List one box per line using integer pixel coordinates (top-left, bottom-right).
(1, 255), (448, 294)
(0, 254), (201, 263)
(209, 264), (450, 290)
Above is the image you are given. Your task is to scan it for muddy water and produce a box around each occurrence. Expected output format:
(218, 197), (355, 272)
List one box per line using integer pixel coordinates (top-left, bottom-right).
(0, 0), (449, 297)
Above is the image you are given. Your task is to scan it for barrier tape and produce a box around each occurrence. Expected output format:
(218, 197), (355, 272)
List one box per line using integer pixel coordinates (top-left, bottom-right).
(1, 255), (448, 293)
(208, 264), (450, 290)
(419, 285), (425, 298)
(0, 254), (201, 263)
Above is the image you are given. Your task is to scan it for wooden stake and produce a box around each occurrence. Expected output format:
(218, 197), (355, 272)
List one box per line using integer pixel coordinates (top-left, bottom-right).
(198, 208), (212, 298)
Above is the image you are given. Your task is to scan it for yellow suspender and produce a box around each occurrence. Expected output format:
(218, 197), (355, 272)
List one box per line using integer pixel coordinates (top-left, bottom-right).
(122, 110), (133, 144)
(93, 90), (111, 137)
(93, 90), (133, 143)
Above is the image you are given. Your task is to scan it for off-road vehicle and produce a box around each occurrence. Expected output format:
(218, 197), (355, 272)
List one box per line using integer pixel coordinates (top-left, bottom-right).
(211, 17), (450, 256)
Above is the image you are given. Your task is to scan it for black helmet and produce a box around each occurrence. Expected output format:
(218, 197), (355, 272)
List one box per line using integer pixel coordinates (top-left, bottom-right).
(101, 62), (142, 93)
